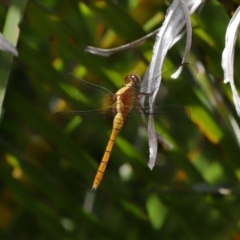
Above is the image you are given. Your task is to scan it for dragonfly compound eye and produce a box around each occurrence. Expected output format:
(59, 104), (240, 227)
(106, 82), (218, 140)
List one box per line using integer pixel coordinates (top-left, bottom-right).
(125, 74), (141, 87)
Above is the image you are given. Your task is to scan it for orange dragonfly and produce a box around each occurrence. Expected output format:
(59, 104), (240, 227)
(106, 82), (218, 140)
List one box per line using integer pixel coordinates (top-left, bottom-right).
(55, 64), (195, 190)
(91, 74), (142, 189)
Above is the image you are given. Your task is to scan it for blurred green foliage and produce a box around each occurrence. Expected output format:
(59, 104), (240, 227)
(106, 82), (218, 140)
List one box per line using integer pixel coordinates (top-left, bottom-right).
(0, 0), (240, 239)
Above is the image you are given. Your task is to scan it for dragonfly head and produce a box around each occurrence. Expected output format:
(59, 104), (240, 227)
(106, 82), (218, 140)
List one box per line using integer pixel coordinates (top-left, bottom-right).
(125, 74), (141, 89)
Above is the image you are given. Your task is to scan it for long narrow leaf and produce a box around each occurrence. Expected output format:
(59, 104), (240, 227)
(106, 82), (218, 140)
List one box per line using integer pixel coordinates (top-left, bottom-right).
(0, 0), (27, 116)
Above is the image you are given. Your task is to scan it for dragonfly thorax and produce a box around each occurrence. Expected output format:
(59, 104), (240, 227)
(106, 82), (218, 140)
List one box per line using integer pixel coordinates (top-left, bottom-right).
(125, 74), (141, 89)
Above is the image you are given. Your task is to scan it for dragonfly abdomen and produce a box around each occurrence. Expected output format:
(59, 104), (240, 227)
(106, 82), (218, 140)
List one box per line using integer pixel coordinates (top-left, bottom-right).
(92, 112), (124, 190)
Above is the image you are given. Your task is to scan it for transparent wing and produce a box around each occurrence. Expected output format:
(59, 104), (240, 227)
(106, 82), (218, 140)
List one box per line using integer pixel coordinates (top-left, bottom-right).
(139, 63), (198, 105)
(59, 73), (114, 111)
(124, 63), (198, 144)
(146, 104), (191, 138)
(123, 104), (190, 141)
(53, 108), (115, 158)
(53, 73), (116, 150)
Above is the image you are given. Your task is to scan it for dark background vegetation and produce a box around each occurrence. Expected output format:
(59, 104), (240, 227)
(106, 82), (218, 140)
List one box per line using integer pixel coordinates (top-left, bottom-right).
(1, 0), (240, 239)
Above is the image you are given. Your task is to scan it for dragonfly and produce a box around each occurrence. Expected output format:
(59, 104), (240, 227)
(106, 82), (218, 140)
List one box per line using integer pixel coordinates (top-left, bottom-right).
(55, 64), (195, 190)
(91, 74), (142, 189)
